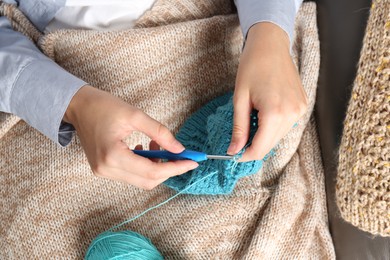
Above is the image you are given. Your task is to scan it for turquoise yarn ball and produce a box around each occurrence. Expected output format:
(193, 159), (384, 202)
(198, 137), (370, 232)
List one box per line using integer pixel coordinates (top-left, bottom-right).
(85, 231), (163, 260)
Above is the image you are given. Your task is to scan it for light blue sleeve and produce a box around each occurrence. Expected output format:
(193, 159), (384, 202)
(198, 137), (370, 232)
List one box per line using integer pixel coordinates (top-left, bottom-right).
(234, 0), (303, 46)
(0, 16), (86, 146)
(3, 0), (65, 31)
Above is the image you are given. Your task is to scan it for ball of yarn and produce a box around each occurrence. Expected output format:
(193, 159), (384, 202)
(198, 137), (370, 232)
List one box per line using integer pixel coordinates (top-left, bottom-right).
(85, 231), (163, 260)
(164, 92), (269, 195)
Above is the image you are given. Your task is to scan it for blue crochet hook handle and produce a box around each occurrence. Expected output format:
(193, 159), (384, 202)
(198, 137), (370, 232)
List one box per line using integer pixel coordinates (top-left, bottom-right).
(132, 150), (208, 162)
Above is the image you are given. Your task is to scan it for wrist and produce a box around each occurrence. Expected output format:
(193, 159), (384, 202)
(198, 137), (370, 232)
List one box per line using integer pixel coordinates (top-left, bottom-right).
(63, 85), (94, 127)
(245, 22), (290, 55)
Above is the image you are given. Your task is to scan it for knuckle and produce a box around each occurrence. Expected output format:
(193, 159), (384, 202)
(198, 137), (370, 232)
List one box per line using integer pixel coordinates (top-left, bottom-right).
(156, 123), (170, 138)
(146, 171), (160, 180)
(292, 101), (308, 118)
(267, 101), (282, 114)
(266, 100), (308, 121)
(299, 99), (309, 114)
(130, 110), (147, 125)
(141, 182), (157, 191)
(232, 124), (247, 136)
(267, 107), (284, 121)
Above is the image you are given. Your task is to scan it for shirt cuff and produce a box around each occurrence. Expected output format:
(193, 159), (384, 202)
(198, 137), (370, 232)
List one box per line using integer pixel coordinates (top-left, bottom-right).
(234, 0), (301, 47)
(10, 59), (86, 146)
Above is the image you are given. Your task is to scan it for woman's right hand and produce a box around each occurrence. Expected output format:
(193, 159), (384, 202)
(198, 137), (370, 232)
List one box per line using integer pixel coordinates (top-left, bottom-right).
(63, 85), (198, 190)
(227, 23), (308, 161)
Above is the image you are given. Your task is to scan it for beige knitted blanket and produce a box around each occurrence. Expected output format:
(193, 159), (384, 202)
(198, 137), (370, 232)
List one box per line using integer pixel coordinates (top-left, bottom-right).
(0, 1), (335, 258)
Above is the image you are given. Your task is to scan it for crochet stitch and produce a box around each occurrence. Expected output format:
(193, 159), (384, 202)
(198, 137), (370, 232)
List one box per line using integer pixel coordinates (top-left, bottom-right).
(165, 93), (266, 195)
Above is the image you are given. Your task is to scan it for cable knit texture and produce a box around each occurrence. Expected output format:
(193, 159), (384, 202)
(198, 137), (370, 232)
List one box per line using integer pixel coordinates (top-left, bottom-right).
(0, 1), (335, 259)
(336, 0), (390, 237)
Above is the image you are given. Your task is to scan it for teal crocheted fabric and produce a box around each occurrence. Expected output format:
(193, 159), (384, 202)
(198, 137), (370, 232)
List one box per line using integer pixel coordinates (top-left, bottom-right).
(164, 92), (267, 195)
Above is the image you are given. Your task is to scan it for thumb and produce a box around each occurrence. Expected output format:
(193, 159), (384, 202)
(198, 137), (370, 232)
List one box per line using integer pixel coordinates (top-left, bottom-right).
(133, 111), (184, 153)
(227, 93), (251, 155)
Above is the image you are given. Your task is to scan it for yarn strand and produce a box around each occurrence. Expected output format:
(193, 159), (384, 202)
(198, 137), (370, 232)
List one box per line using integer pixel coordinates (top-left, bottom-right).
(109, 170), (218, 231)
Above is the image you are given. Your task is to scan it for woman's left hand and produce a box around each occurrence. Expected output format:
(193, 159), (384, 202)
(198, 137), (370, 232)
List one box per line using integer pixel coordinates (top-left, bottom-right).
(227, 22), (308, 161)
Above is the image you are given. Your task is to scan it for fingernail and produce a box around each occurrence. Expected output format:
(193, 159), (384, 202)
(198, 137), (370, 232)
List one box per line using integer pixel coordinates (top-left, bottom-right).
(227, 143), (237, 155)
(188, 162), (199, 170)
(173, 140), (185, 151)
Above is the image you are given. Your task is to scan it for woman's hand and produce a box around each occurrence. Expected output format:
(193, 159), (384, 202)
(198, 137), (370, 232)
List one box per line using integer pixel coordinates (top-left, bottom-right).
(64, 86), (198, 189)
(227, 23), (308, 161)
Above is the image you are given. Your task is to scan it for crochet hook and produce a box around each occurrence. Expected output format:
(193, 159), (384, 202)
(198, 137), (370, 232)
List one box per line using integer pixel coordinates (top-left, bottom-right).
(132, 149), (234, 162)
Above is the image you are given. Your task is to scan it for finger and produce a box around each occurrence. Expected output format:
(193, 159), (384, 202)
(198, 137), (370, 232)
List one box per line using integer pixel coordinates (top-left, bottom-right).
(240, 112), (280, 161)
(227, 91), (252, 155)
(133, 112), (184, 153)
(120, 170), (168, 190)
(114, 146), (198, 180)
(148, 160), (199, 179)
(95, 167), (164, 190)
